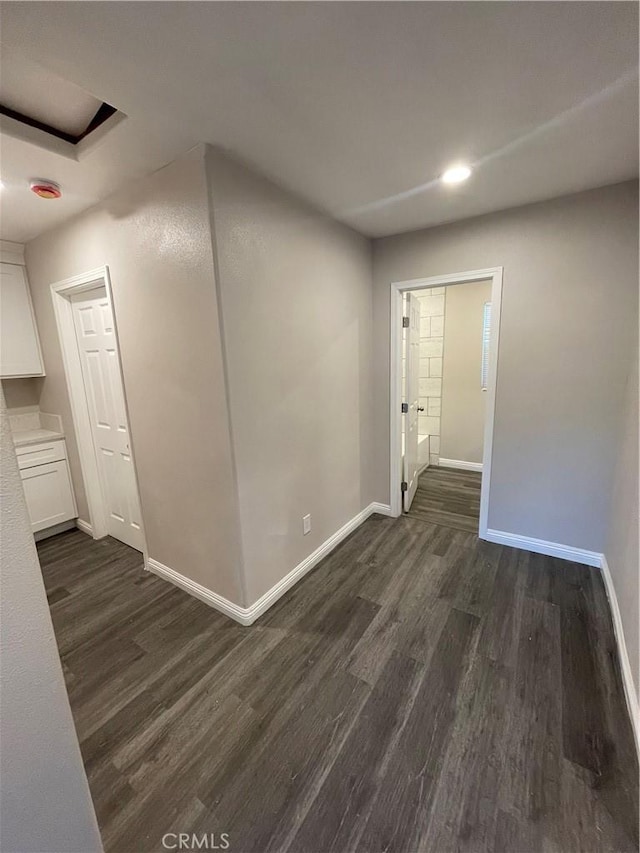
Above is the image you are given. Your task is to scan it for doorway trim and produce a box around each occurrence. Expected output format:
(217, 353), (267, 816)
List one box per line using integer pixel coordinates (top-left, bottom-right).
(50, 266), (146, 552)
(389, 266), (503, 537)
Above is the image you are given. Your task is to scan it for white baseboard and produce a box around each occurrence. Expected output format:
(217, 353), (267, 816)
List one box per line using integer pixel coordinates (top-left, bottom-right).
(147, 501), (392, 627)
(76, 518), (93, 537)
(369, 501), (394, 517)
(438, 458), (483, 472)
(146, 557), (251, 624)
(243, 502), (393, 623)
(600, 555), (640, 756)
(484, 528), (602, 567)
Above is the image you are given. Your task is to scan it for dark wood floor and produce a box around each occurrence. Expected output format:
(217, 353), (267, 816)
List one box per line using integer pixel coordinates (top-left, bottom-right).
(38, 518), (638, 853)
(407, 465), (482, 532)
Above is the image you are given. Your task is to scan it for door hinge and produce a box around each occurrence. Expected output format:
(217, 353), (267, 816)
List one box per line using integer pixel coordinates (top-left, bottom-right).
(401, 481), (408, 492)
(402, 316), (410, 328)
(401, 402), (408, 414)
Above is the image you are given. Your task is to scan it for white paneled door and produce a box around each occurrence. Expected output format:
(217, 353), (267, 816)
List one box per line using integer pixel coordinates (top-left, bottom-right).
(403, 292), (421, 512)
(71, 287), (144, 552)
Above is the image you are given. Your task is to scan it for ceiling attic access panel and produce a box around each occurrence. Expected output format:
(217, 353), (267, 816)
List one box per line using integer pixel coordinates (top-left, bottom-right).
(0, 50), (125, 160)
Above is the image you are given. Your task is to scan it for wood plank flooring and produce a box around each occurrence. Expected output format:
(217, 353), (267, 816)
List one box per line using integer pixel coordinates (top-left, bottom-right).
(37, 519), (638, 853)
(407, 465), (482, 532)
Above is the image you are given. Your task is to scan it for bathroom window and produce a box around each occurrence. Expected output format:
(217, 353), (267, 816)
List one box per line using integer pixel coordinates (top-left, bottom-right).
(481, 302), (491, 390)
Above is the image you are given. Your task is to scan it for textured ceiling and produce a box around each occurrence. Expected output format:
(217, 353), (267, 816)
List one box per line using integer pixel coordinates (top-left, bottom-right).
(0, 48), (103, 136)
(0, 1), (637, 242)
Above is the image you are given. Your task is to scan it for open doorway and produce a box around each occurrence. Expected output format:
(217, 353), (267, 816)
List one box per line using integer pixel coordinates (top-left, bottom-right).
(51, 267), (146, 554)
(390, 267), (502, 537)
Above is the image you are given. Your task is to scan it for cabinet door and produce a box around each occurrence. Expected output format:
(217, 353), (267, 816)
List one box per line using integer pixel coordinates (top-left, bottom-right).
(0, 262), (45, 377)
(21, 461), (76, 532)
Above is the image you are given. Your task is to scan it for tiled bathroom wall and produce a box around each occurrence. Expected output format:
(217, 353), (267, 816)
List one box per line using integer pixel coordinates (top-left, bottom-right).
(402, 288), (447, 467)
(417, 287), (446, 465)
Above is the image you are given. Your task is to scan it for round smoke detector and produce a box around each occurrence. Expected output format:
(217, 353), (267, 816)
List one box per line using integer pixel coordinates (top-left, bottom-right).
(30, 179), (62, 199)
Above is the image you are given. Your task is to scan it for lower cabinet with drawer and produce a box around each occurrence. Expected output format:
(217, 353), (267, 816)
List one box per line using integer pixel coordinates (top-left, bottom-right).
(16, 439), (77, 535)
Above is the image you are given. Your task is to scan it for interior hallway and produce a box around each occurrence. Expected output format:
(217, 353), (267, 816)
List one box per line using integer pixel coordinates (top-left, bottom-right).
(38, 518), (638, 853)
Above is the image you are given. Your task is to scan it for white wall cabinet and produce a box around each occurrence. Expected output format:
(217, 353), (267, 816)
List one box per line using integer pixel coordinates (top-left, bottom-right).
(16, 440), (76, 533)
(1, 262), (45, 377)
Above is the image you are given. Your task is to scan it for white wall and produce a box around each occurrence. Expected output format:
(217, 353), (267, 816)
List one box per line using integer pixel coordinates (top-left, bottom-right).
(206, 147), (374, 604)
(24, 142), (373, 612)
(25, 146), (245, 605)
(373, 181), (639, 552)
(440, 280), (492, 465)
(605, 341), (639, 701)
(0, 390), (102, 853)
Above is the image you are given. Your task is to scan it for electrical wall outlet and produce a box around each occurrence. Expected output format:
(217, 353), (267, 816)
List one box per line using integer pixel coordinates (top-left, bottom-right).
(303, 514), (311, 535)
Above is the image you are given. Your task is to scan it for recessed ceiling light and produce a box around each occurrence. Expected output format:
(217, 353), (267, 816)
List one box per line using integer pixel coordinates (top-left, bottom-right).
(441, 164), (472, 185)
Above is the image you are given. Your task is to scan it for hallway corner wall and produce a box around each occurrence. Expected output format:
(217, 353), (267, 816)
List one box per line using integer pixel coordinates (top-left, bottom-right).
(24, 145), (246, 606)
(205, 145), (375, 605)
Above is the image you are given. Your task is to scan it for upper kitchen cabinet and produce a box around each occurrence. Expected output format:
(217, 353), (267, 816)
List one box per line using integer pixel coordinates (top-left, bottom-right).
(0, 260), (45, 378)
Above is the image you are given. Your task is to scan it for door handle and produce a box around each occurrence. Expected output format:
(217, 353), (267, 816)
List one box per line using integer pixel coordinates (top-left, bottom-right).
(417, 406), (425, 412)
